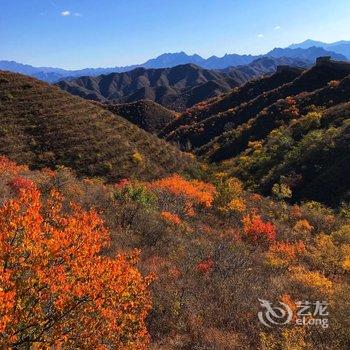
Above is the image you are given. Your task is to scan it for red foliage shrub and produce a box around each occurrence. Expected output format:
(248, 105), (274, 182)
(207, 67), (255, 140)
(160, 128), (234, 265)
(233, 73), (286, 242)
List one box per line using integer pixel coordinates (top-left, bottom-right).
(8, 176), (35, 193)
(286, 96), (297, 105)
(115, 178), (129, 189)
(197, 258), (215, 274)
(242, 214), (276, 243)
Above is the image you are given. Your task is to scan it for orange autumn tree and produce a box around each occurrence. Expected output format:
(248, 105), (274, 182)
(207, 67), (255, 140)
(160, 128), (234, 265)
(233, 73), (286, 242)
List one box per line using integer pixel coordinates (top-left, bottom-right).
(0, 182), (152, 349)
(150, 174), (216, 207)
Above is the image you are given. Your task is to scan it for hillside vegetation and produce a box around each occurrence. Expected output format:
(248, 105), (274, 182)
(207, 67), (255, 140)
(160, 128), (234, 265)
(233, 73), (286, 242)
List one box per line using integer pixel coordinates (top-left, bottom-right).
(1, 58), (350, 350)
(163, 60), (350, 206)
(219, 82), (350, 207)
(0, 71), (197, 181)
(160, 66), (304, 137)
(1, 157), (349, 349)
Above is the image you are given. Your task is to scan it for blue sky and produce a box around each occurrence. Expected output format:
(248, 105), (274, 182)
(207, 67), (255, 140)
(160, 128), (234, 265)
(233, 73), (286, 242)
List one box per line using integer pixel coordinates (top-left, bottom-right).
(1, 0), (350, 69)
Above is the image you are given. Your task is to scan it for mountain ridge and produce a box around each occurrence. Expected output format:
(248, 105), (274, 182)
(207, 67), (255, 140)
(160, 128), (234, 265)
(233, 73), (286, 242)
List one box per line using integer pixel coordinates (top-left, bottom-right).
(289, 39), (350, 58)
(163, 59), (350, 154)
(56, 57), (309, 111)
(1, 45), (346, 82)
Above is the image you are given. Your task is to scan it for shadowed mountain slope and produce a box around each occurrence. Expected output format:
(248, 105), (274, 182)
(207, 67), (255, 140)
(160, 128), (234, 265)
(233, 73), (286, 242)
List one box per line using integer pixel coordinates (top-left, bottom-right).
(97, 99), (178, 134)
(0, 71), (197, 180)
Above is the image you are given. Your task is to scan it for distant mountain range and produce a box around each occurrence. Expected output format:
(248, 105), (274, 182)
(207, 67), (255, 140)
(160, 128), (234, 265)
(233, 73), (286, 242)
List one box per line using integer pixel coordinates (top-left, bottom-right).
(56, 57), (309, 111)
(289, 39), (350, 58)
(0, 43), (348, 83)
(268, 46), (346, 61)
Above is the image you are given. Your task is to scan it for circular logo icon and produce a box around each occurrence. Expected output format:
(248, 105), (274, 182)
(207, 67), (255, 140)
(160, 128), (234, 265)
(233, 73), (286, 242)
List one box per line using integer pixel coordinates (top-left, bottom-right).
(258, 299), (293, 327)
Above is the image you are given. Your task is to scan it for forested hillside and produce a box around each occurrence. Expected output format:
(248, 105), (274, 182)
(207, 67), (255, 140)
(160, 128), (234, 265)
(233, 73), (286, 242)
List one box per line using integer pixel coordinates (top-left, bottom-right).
(162, 59), (350, 206)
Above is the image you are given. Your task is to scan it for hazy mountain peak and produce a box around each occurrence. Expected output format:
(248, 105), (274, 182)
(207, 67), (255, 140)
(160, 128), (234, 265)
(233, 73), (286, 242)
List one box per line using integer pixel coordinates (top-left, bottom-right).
(267, 46), (347, 61)
(288, 39), (350, 58)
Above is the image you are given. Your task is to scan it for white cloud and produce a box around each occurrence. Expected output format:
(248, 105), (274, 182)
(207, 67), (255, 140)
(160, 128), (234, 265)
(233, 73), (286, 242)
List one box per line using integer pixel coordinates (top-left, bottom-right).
(61, 10), (70, 16)
(257, 33), (264, 38)
(74, 12), (82, 17)
(274, 25), (281, 30)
